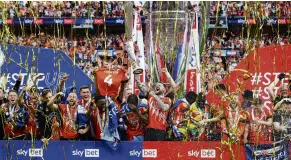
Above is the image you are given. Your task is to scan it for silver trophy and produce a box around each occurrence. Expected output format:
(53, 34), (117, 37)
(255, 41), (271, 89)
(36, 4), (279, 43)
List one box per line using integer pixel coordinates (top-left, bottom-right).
(124, 2), (143, 75)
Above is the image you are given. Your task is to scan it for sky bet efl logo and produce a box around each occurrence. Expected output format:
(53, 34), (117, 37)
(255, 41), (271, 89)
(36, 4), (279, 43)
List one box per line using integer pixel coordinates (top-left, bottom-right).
(17, 148), (43, 157)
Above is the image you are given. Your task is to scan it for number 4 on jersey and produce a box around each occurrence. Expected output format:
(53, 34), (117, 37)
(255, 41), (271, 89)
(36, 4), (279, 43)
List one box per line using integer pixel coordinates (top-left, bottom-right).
(104, 75), (113, 86)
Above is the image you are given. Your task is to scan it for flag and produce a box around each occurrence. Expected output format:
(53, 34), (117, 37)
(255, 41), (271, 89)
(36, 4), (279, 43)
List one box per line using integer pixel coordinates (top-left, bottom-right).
(155, 46), (167, 83)
(173, 13), (189, 82)
(134, 1), (146, 7)
(101, 97), (120, 149)
(132, 8), (146, 95)
(107, 97), (119, 133)
(173, 44), (183, 81)
(185, 11), (201, 93)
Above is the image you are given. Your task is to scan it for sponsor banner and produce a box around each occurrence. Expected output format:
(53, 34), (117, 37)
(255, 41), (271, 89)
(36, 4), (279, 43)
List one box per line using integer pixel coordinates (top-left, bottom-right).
(23, 18), (33, 24)
(226, 50), (238, 56)
(34, 18), (44, 24)
(6, 18), (13, 24)
(186, 69), (197, 93)
(94, 18), (104, 24)
(278, 19), (286, 24)
(0, 140), (143, 160)
(4, 17), (291, 25)
(210, 49), (240, 57)
(0, 44), (95, 94)
(245, 141), (290, 160)
(228, 18), (288, 24)
(143, 141), (246, 160)
(64, 18), (75, 24)
(3, 140), (291, 159)
(96, 50), (123, 57)
(0, 17), (145, 25)
(232, 18), (256, 24)
(185, 11), (201, 93)
(54, 18), (64, 24)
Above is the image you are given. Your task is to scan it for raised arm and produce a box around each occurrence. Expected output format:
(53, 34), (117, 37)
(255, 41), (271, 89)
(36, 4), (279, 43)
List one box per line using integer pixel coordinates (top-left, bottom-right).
(13, 74), (23, 92)
(274, 122), (286, 132)
(256, 117), (273, 126)
(86, 101), (96, 118)
(26, 73), (45, 92)
(118, 82), (127, 103)
(57, 74), (69, 93)
(149, 91), (170, 111)
(274, 98), (291, 111)
(267, 73), (284, 100)
(17, 86), (26, 106)
(47, 92), (64, 110)
(93, 69), (101, 95)
(135, 75), (148, 96)
(162, 68), (177, 92)
(131, 106), (149, 125)
(243, 123), (249, 144)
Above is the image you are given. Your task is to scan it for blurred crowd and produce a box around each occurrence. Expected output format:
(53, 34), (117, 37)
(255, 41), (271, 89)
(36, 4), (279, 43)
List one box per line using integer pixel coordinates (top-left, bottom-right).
(3, 1), (131, 18)
(203, 30), (291, 91)
(5, 32), (126, 79)
(210, 1), (291, 18)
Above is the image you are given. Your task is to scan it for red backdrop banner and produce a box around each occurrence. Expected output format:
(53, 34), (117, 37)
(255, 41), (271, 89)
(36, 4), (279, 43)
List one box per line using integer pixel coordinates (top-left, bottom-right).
(207, 45), (291, 110)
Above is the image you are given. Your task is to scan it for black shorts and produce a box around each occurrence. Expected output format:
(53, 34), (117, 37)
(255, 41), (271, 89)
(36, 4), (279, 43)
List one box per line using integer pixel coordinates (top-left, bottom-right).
(144, 128), (167, 141)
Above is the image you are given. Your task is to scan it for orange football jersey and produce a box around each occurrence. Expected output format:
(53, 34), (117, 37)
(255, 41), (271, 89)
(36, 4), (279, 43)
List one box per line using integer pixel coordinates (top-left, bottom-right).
(94, 67), (128, 97)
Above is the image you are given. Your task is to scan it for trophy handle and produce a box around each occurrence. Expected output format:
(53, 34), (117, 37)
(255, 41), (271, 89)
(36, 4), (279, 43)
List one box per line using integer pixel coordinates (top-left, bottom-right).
(131, 61), (143, 75)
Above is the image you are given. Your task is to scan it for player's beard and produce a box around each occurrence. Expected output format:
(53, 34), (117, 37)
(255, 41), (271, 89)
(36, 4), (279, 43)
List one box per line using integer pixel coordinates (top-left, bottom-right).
(98, 105), (106, 112)
(69, 101), (76, 107)
(155, 90), (164, 95)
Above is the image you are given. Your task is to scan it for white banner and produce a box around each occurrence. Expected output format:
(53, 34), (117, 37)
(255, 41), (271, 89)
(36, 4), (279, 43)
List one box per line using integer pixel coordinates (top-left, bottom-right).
(185, 7), (201, 93)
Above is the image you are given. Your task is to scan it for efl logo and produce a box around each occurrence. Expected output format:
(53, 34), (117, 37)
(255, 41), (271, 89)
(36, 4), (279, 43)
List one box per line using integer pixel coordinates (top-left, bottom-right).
(29, 148), (43, 157)
(142, 149), (157, 158)
(201, 149), (216, 158)
(85, 149), (99, 157)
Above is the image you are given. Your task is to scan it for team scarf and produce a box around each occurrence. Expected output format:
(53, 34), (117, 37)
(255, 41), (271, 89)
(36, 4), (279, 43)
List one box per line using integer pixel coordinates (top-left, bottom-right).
(120, 102), (148, 115)
(100, 96), (120, 150)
